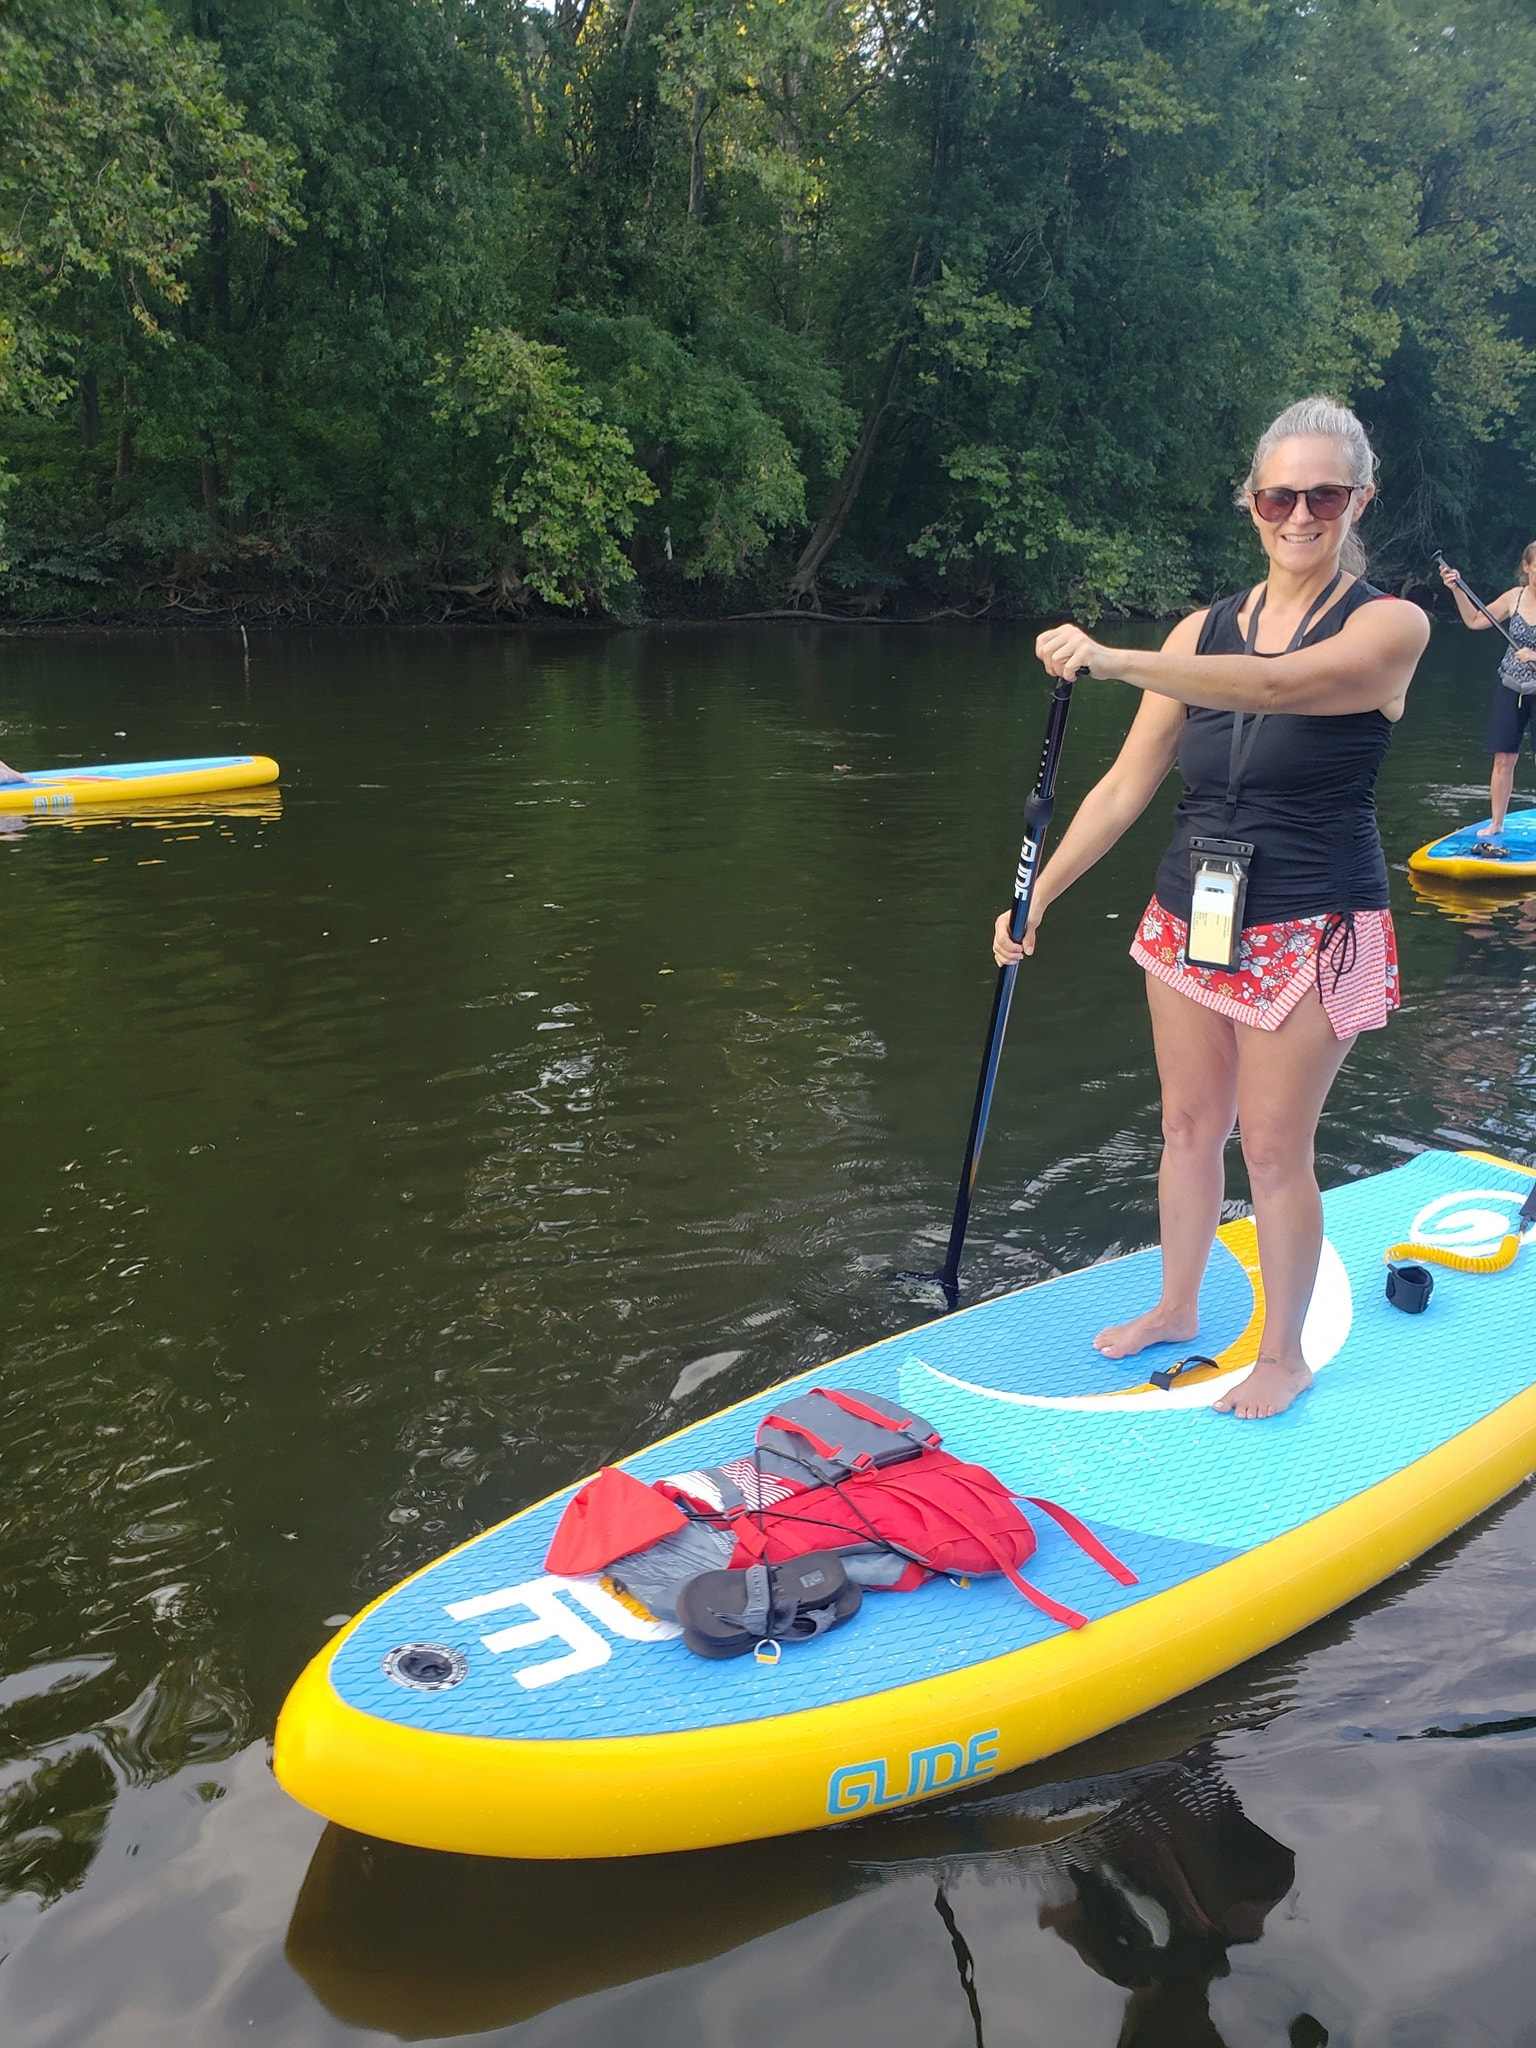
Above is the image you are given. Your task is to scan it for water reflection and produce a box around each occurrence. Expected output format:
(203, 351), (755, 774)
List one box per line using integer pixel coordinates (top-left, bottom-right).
(1037, 1750), (1294, 2048)
(1407, 870), (1536, 929)
(0, 792), (283, 836)
(284, 1743), (1304, 2045)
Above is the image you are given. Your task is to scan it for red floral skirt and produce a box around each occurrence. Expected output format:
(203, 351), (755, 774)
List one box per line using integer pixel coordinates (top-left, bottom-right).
(1130, 898), (1400, 1039)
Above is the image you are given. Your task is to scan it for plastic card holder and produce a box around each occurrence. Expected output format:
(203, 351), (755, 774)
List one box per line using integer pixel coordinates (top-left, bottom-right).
(1185, 836), (1255, 970)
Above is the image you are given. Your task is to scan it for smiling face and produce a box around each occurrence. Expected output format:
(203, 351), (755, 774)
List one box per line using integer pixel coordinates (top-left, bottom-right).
(1247, 433), (1370, 575)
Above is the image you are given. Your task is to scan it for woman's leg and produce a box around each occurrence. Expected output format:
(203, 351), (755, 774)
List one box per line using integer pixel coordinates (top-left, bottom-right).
(1095, 974), (1239, 1358)
(1214, 994), (1355, 1418)
(1484, 751), (1518, 837)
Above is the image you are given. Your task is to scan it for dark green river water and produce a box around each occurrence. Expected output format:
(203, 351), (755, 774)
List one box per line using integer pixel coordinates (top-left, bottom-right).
(0, 622), (1533, 2047)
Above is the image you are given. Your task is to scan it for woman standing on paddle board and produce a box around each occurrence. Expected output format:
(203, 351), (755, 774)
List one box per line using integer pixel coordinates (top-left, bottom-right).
(1436, 544), (1536, 845)
(993, 396), (1429, 1419)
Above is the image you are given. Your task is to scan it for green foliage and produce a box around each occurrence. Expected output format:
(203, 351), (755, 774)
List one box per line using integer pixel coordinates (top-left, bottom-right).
(433, 329), (657, 612)
(0, 0), (299, 408)
(555, 311), (851, 581)
(3, 0), (1536, 621)
(0, 458), (14, 571)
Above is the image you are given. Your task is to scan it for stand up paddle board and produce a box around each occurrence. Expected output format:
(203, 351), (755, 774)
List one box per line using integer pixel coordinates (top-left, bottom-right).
(0, 754), (279, 814)
(274, 1147), (1536, 1859)
(1408, 808), (1536, 880)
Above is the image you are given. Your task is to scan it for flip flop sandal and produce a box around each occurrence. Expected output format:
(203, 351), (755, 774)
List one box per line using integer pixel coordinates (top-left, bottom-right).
(676, 1552), (862, 1660)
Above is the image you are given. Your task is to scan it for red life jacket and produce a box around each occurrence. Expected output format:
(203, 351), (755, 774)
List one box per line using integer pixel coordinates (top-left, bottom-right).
(550, 1383), (1138, 1633)
(724, 1445), (1135, 1630)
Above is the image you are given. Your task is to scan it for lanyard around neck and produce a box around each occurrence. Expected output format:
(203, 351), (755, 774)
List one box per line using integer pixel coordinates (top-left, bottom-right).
(1225, 572), (1343, 822)
(1240, 572), (1343, 657)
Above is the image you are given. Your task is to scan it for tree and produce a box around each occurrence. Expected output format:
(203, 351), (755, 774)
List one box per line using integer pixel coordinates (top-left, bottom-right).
(5, 0), (1536, 620)
(0, 0), (298, 408)
(432, 327), (657, 612)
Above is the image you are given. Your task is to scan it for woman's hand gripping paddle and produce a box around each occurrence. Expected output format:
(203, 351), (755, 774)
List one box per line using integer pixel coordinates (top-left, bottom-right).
(895, 671), (1082, 1311)
(1433, 552), (1519, 650)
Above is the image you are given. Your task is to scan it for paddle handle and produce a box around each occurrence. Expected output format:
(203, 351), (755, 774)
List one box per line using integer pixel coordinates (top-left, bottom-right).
(934, 673), (1078, 1305)
(1432, 551), (1518, 650)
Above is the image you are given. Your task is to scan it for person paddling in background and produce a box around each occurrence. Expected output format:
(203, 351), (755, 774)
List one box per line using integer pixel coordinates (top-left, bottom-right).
(994, 396), (1429, 1419)
(1437, 544), (1536, 846)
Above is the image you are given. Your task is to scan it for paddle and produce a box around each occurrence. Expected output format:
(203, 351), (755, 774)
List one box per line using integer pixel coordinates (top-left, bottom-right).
(896, 669), (1081, 1310)
(1432, 551), (1518, 650)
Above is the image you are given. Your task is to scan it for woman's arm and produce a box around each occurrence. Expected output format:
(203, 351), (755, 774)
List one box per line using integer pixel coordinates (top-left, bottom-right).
(1437, 563), (1516, 628)
(1035, 598), (1429, 718)
(994, 627), (1192, 962)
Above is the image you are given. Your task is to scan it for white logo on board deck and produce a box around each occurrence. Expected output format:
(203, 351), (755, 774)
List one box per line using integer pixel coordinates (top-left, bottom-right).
(445, 1574), (680, 1691)
(1409, 1188), (1536, 1257)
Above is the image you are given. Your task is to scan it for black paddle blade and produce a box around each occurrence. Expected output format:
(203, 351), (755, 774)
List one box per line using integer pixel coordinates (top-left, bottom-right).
(889, 1267), (960, 1311)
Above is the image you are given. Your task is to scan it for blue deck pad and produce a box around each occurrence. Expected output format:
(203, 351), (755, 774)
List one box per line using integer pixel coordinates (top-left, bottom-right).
(329, 1150), (1536, 1742)
(1420, 810), (1536, 864)
(332, 1517), (1233, 1742)
(20, 756), (262, 784)
(884, 1235), (1252, 1400)
(901, 1151), (1536, 1550)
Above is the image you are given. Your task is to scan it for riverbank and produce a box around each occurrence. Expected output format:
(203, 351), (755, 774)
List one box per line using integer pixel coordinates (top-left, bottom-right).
(0, 568), (1070, 633)
(0, 584), (1456, 636)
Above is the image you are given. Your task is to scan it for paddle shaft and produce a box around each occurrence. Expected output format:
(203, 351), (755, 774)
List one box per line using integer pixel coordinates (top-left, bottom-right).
(933, 673), (1078, 1305)
(1433, 551), (1518, 650)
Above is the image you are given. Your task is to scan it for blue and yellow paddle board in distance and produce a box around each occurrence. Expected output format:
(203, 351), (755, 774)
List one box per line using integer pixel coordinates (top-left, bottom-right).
(274, 1148), (1536, 1860)
(0, 754), (279, 814)
(1408, 808), (1536, 881)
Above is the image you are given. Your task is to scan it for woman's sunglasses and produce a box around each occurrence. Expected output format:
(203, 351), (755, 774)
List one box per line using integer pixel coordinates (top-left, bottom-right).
(1251, 484), (1357, 523)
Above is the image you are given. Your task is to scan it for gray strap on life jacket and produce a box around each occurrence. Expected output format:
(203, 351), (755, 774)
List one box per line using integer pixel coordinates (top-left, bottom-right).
(707, 1467), (751, 1517)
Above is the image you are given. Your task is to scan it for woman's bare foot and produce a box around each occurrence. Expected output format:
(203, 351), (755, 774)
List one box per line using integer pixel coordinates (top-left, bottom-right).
(1213, 1354), (1312, 1419)
(1093, 1304), (1200, 1360)
(0, 759), (24, 784)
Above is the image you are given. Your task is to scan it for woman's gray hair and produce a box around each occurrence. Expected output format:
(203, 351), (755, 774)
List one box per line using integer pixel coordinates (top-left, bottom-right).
(1239, 394), (1377, 577)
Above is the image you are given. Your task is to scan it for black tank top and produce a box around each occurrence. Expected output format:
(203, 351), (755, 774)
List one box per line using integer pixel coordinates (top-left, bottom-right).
(1154, 579), (1394, 927)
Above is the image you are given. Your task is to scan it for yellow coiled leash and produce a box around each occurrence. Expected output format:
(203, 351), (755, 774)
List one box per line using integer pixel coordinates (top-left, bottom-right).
(1382, 1234), (1524, 1276)
(1383, 1179), (1536, 1311)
